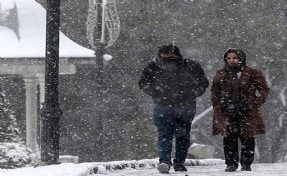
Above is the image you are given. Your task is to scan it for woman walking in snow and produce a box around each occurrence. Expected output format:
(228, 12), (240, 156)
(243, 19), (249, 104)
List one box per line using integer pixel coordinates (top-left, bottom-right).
(210, 48), (270, 172)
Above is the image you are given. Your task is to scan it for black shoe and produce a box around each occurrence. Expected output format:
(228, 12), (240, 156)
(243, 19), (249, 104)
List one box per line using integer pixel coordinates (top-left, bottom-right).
(174, 164), (187, 172)
(225, 165), (237, 172)
(241, 165), (251, 171)
(157, 162), (170, 173)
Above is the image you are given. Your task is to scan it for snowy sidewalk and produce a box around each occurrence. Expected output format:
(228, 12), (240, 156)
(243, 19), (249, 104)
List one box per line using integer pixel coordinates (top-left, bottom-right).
(0, 159), (222, 176)
(122, 163), (287, 176)
(0, 159), (286, 176)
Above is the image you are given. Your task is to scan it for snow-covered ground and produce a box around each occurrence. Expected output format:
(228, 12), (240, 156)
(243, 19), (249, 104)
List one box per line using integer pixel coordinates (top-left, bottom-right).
(0, 159), (286, 176)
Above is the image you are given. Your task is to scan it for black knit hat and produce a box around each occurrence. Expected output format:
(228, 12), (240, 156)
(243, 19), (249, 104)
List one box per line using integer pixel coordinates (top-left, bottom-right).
(224, 48), (247, 67)
(158, 44), (182, 58)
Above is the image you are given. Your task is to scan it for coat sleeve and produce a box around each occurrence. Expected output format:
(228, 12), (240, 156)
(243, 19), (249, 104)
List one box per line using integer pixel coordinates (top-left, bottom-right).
(194, 62), (209, 97)
(210, 71), (222, 107)
(252, 69), (270, 107)
(138, 63), (162, 97)
(211, 70), (227, 136)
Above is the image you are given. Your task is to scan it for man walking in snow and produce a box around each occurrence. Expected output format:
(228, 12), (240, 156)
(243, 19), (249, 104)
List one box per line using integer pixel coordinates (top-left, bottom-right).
(210, 48), (270, 172)
(139, 44), (209, 173)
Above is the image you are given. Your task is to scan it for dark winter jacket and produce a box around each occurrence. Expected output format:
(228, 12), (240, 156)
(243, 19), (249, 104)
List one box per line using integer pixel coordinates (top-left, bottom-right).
(139, 59), (209, 105)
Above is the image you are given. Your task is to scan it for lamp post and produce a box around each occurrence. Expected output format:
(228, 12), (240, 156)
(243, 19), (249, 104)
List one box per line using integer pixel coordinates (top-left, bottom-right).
(93, 0), (105, 161)
(95, 0), (104, 93)
(41, 0), (62, 164)
(84, 0), (120, 162)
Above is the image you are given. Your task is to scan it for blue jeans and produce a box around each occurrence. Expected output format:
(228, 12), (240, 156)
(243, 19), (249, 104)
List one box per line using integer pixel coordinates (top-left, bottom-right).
(153, 103), (196, 164)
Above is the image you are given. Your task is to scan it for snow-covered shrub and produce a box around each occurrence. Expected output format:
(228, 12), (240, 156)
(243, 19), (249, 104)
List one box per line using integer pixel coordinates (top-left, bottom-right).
(0, 89), (21, 143)
(0, 143), (38, 169)
(0, 79), (38, 169)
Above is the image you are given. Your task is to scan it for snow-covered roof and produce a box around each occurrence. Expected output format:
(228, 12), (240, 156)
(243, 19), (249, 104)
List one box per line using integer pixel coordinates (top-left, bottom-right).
(0, 0), (95, 58)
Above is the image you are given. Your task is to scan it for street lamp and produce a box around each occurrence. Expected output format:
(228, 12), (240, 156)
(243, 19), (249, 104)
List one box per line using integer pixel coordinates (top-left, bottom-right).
(84, 0), (120, 162)
(91, 0), (105, 162)
(41, 0), (62, 164)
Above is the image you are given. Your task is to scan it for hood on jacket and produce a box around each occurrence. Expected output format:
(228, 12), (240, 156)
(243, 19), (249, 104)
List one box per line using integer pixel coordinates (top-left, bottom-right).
(223, 48), (247, 68)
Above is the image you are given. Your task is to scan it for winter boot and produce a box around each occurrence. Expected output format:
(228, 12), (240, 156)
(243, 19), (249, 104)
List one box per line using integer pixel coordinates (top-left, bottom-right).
(225, 165), (237, 172)
(241, 165), (251, 171)
(157, 162), (170, 173)
(173, 163), (187, 172)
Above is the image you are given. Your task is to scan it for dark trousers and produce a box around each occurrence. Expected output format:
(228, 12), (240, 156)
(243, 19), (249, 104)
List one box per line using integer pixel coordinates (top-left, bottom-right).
(223, 118), (255, 167)
(153, 103), (196, 164)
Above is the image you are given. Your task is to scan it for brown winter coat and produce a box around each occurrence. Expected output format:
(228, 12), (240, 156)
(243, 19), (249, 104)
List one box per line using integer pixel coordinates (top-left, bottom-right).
(211, 66), (270, 138)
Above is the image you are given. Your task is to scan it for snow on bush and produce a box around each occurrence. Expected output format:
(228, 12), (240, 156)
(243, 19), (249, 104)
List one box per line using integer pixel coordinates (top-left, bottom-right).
(0, 143), (38, 169)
